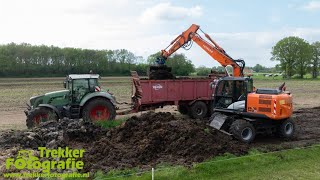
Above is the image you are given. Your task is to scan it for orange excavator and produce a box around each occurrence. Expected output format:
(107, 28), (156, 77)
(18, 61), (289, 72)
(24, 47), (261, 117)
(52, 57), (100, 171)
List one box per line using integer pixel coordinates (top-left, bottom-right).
(148, 24), (245, 79)
(149, 24), (294, 143)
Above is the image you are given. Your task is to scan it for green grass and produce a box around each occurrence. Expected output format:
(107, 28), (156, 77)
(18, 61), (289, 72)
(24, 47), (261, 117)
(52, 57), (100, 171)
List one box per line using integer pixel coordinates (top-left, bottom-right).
(94, 145), (320, 180)
(251, 73), (320, 80)
(95, 118), (127, 129)
(251, 73), (283, 80)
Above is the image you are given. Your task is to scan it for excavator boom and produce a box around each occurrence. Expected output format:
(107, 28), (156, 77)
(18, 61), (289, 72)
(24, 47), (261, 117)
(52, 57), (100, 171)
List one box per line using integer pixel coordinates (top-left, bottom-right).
(190, 32), (243, 77)
(150, 24), (244, 79)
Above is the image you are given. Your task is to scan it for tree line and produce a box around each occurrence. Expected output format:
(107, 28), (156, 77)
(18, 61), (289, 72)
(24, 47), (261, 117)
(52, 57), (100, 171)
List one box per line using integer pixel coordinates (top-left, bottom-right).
(0, 43), (196, 77)
(0, 37), (319, 78)
(271, 37), (320, 78)
(0, 43), (144, 77)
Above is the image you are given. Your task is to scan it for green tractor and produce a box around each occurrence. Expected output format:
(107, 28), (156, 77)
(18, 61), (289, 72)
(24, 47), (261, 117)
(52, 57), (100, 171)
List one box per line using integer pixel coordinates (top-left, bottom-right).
(25, 74), (116, 128)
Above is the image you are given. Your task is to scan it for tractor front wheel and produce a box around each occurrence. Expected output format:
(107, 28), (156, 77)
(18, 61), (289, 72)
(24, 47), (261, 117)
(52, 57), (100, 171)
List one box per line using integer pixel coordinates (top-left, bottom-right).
(26, 107), (58, 129)
(82, 98), (116, 122)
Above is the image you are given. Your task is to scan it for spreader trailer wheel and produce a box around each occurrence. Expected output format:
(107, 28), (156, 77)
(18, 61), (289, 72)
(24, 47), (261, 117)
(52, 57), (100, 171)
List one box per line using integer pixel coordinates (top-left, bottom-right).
(189, 101), (208, 119)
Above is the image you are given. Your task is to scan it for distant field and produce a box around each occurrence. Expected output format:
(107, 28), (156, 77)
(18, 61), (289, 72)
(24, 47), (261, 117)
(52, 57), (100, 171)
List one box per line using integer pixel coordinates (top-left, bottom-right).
(250, 72), (320, 80)
(0, 77), (132, 112)
(0, 76), (319, 111)
(0, 76), (319, 129)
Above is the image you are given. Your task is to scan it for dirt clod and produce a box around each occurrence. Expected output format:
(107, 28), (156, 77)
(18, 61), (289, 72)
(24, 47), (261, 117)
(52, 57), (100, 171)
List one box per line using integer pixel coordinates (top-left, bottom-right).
(0, 118), (107, 149)
(82, 112), (248, 172)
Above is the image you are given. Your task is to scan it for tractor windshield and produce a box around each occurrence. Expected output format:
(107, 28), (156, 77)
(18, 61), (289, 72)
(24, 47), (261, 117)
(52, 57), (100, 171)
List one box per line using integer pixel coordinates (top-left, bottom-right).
(73, 79), (89, 90)
(89, 78), (99, 87)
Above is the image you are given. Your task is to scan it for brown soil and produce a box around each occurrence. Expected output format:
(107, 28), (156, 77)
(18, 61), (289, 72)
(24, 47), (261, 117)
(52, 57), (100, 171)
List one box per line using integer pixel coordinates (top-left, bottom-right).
(0, 107), (320, 174)
(82, 112), (248, 172)
(0, 118), (107, 149)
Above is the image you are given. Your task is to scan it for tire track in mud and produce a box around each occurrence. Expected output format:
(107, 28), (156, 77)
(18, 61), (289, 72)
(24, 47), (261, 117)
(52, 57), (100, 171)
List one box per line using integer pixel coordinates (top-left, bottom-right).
(250, 107), (320, 151)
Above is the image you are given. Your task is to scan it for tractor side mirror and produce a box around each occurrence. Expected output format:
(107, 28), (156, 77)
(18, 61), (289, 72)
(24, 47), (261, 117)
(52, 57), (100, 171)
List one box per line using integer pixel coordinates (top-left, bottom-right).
(63, 80), (67, 89)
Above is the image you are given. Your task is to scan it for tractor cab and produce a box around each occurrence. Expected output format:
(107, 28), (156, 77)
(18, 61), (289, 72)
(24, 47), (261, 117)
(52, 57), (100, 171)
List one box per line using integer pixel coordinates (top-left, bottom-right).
(64, 74), (101, 103)
(213, 77), (253, 111)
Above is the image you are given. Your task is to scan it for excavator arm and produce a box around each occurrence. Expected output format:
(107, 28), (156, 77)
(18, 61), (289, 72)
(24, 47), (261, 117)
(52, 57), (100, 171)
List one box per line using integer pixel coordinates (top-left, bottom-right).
(158, 24), (200, 62)
(155, 24), (244, 77)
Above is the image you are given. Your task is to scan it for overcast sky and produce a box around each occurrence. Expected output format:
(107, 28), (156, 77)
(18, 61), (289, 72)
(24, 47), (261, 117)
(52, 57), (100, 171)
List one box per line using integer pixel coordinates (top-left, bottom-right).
(0, 0), (319, 67)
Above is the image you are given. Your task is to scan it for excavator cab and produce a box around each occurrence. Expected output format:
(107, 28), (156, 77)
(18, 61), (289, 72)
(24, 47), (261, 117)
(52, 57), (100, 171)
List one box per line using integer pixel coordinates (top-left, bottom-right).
(213, 77), (253, 110)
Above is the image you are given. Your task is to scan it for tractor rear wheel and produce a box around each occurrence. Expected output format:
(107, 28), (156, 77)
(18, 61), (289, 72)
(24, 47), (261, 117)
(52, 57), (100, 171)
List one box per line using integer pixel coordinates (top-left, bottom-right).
(189, 101), (208, 119)
(230, 119), (256, 143)
(277, 118), (295, 138)
(26, 107), (58, 129)
(82, 98), (116, 122)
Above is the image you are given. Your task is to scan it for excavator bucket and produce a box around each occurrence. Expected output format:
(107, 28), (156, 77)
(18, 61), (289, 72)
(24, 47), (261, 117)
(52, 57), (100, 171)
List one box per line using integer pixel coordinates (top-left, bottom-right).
(148, 65), (175, 80)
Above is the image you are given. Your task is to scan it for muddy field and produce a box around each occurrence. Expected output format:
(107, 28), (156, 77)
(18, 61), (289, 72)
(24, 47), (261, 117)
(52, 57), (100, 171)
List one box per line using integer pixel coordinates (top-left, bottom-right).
(1, 77), (320, 130)
(1, 107), (320, 174)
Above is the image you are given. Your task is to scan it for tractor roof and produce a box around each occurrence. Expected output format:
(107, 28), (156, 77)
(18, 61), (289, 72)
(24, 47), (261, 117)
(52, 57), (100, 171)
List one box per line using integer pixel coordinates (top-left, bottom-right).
(68, 74), (100, 79)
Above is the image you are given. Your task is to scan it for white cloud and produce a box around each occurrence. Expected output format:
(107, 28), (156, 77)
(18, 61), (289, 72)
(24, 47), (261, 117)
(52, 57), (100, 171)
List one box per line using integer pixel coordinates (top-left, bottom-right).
(139, 3), (202, 24)
(0, 0), (146, 49)
(303, 1), (320, 11)
(0, 0), (318, 68)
